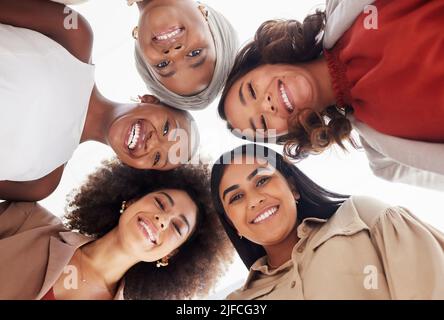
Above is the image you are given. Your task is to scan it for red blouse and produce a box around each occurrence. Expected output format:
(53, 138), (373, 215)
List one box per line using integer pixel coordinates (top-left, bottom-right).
(41, 288), (56, 300)
(325, 0), (444, 143)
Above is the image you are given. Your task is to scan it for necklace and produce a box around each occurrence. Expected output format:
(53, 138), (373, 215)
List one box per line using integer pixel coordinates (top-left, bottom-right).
(79, 248), (114, 296)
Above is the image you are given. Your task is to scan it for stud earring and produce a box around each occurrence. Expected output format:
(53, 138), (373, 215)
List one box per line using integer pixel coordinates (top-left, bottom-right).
(156, 257), (169, 268)
(120, 201), (127, 214)
(198, 5), (209, 21)
(132, 26), (139, 40)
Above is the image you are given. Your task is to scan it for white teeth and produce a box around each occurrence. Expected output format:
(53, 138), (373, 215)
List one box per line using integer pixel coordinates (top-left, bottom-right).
(127, 123), (141, 150)
(139, 219), (157, 243)
(155, 29), (181, 41)
(253, 206), (278, 224)
(279, 84), (294, 113)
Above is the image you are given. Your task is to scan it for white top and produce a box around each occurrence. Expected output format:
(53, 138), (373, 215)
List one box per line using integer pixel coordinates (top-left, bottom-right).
(323, 0), (444, 191)
(0, 24), (95, 182)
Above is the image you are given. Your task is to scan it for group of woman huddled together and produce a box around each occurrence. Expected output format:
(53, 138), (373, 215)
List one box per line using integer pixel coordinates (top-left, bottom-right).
(1, 0), (444, 300)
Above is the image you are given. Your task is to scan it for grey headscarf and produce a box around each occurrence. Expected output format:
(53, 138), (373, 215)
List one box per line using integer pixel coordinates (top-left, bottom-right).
(135, 3), (239, 110)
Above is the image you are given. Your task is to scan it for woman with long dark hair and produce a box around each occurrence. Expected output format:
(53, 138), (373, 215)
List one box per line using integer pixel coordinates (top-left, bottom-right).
(218, 0), (444, 190)
(211, 144), (444, 299)
(0, 161), (232, 300)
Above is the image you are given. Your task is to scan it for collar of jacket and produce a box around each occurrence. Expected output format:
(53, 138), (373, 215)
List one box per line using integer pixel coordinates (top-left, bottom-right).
(242, 197), (370, 290)
(37, 231), (94, 299)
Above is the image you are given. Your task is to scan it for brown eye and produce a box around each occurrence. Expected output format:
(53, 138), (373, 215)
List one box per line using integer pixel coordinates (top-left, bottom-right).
(173, 222), (182, 236)
(248, 82), (256, 99)
(229, 193), (243, 204)
(162, 120), (170, 136)
(187, 49), (202, 57)
(155, 60), (170, 69)
(153, 152), (161, 166)
(154, 197), (165, 210)
(261, 115), (268, 132)
(256, 176), (271, 187)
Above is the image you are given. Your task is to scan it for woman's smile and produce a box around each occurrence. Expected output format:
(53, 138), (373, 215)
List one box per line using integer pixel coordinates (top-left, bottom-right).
(125, 119), (148, 153)
(277, 80), (295, 115)
(152, 26), (185, 43)
(136, 214), (159, 247)
(250, 204), (280, 224)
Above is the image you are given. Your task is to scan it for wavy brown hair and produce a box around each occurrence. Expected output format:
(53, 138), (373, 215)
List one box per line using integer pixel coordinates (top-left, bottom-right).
(64, 160), (233, 300)
(218, 12), (357, 159)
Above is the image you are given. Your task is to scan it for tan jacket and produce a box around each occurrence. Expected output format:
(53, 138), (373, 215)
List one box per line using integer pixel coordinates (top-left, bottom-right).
(227, 196), (444, 300)
(0, 201), (123, 300)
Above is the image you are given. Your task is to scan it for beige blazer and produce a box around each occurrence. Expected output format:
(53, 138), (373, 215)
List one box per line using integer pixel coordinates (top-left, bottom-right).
(227, 196), (444, 300)
(0, 201), (123, 300)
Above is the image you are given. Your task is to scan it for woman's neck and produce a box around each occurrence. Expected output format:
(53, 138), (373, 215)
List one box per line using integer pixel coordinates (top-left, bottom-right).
(304, 56), (336, 110)
(81, 86), (136, 144)
(263, 226), (299, 269)
(80, 229), (139, 293)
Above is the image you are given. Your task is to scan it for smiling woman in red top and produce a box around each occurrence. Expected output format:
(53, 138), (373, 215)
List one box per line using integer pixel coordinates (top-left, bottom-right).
(218, 0), (444, 189)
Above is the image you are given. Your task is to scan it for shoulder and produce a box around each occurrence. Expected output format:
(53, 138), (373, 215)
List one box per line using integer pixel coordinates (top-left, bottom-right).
(0, 202), (61, 237)
(56, 8), (94, 64)
(340, 196), (393, 228)
(225, 286), (247, 300)
(324, 0), (377, 49)
(7, 202), (59, 225)
(0, 165), (64, 202)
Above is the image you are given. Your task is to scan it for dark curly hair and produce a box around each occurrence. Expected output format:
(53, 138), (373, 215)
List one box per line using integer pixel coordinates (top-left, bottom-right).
(64, 159), (234, 300)
(218, 12), (357, 160)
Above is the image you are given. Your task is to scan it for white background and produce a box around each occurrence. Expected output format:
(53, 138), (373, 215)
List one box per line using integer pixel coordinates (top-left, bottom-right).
(41, 0), (444, 299)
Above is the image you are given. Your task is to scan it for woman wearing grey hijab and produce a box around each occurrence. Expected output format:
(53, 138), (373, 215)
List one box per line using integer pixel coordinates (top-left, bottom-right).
(129, 0), (239, 110)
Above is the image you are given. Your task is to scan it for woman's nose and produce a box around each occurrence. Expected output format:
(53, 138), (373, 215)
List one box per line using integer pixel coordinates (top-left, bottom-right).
(162, 44), (184, 55)
(154, 214), (170, 230)
(249, 197), (265, 210)
(261, 94), (276, 114)
(144, 131), (159, 153)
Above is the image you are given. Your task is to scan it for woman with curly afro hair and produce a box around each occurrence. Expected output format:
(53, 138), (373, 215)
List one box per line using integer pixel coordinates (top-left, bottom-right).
(0, 160), (233, 300)
(218, 0), (444, 190)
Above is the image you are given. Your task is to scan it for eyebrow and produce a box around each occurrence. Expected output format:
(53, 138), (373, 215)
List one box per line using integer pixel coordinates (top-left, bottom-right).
(239, 82), (246, 106)
(170, 120), (181, 141)
(261, 115), (268, 131)
(249, 118), (257, 131)
(222, 184), (240, 201)
(190, 56), (206, 69)
(158, 70), (176, 78)
(247, 168), (259, 181)
(159, 191), (174, 206)
(249, 166), (273, 180)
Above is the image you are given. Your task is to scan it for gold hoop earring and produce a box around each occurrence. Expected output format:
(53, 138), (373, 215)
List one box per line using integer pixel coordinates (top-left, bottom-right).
(239, 234), (243, 240)
(132, 26), (139, 40)
(120, 201), (127, 214)
(156, 257), (169, 268)
(295, 200), (299, 205)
